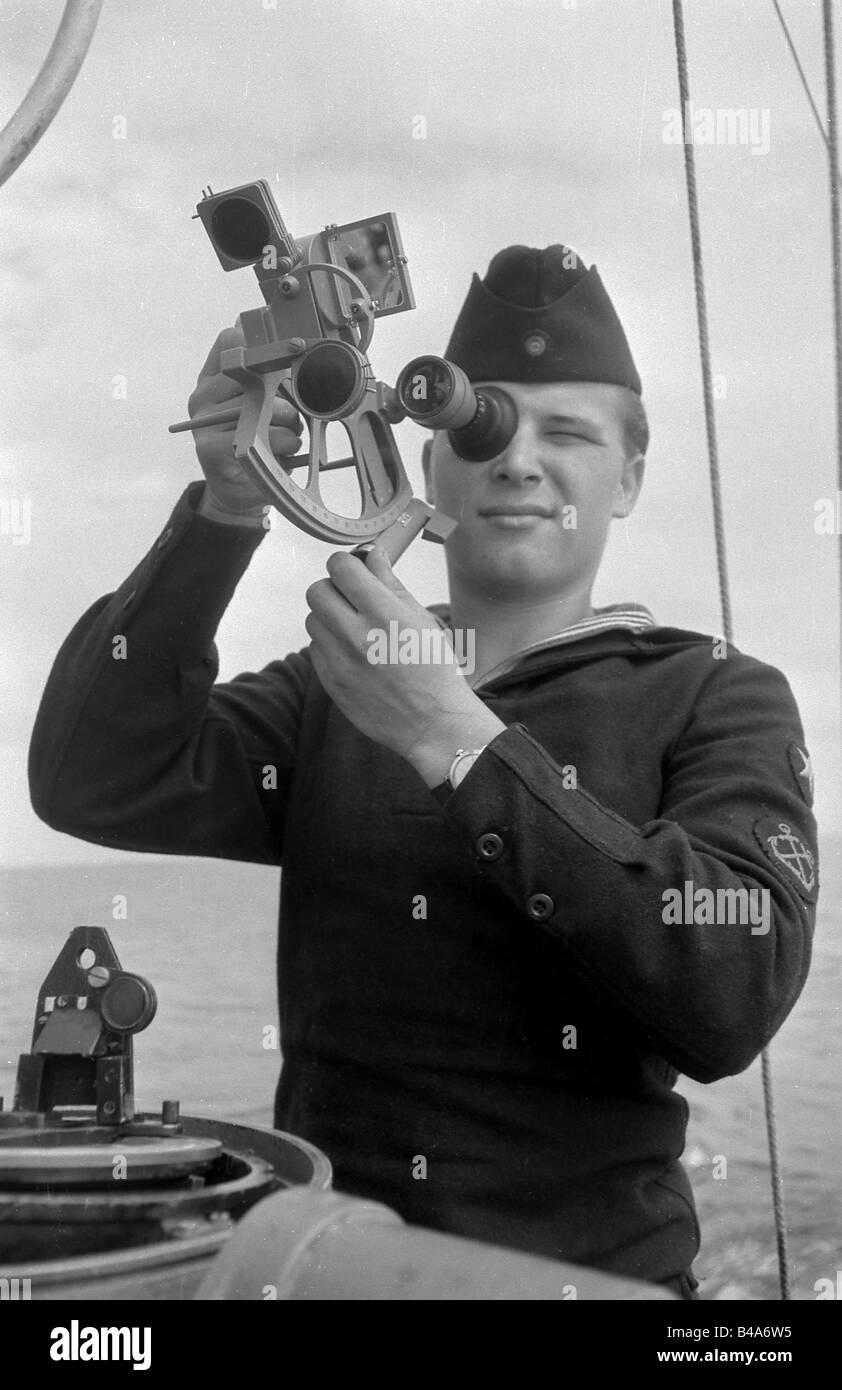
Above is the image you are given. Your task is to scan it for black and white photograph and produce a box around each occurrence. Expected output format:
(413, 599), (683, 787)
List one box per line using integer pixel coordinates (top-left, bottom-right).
(0, 0), (840, 1349)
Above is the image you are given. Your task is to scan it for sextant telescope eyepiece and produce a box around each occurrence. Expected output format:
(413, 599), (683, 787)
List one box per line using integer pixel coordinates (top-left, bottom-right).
(396, 356), (518, 462)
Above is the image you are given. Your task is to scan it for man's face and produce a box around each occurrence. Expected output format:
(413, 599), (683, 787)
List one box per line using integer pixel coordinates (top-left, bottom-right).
(422, 380), (645, 604)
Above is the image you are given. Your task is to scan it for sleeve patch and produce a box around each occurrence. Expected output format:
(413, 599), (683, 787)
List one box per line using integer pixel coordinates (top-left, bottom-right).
(753, 816), (818, 904)
(787, 741), (814, 807)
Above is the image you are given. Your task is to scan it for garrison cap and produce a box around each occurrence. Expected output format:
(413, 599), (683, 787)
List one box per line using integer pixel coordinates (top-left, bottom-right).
(444, 245), (642, 395)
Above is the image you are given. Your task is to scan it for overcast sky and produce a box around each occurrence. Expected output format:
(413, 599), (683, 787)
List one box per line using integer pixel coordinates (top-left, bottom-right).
(1, 0), (840, 865)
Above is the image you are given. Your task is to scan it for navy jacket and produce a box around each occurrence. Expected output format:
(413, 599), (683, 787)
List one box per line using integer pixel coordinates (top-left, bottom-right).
(28, 482), (818, 1284)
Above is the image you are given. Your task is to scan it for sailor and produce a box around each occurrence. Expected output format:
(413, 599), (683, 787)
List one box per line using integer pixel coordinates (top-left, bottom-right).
(28, 245), (818, 1300)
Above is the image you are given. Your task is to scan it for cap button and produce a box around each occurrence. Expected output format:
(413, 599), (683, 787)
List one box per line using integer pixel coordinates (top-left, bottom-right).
(523, 330), (549, 358)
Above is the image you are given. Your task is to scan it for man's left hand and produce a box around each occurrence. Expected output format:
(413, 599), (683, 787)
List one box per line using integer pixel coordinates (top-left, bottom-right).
(304, 548), (506, 785)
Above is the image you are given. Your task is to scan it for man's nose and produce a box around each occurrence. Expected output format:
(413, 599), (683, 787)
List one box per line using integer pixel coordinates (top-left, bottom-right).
(489, 426), (543, 482)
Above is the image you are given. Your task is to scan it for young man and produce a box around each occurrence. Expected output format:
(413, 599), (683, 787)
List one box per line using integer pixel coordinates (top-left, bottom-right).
(29, 246), (818, 1299)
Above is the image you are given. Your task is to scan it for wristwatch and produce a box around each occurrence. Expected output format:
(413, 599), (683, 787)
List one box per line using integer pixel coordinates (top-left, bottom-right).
(430, 748), (487, 806)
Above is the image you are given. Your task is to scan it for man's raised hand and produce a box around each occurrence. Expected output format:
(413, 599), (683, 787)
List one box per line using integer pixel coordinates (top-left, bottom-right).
(189, 325), (304, 521)
(304, 547), (506, 783)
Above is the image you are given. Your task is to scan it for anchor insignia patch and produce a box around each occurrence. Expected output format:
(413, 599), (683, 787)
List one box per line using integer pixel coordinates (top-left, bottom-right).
(754, 816), (818, 904)
(787, 741), (814, 806)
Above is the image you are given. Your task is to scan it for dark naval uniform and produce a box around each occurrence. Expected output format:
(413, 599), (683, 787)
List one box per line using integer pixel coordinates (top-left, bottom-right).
(28, 480), (818, 1288)
(28, 242), (818, 1291)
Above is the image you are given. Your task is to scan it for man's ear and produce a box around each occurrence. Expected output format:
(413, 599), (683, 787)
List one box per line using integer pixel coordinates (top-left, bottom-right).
(421, 436), (435, 506)
(613, 454), (645, 518)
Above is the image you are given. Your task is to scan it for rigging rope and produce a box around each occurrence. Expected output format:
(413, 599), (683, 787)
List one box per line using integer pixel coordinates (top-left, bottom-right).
(823, 1), (842, 686)
(773, 0), (841, 184)
(670, 0), (790, 1302)
(669, 4), (733, 648)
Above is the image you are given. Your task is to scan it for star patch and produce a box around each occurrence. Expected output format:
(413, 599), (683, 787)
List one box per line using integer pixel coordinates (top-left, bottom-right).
(754, 816), (818, 904)
(787, 741), (814, 806)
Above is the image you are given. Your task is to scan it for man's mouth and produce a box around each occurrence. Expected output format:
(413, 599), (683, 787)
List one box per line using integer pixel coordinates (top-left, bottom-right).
(478, 503), (556, 528)
(479, 504), (556, 517)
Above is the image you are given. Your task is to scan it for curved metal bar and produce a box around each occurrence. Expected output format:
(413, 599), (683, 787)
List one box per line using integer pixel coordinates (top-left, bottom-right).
(0, 0), (104, 188)
(276, 260), (376, 354)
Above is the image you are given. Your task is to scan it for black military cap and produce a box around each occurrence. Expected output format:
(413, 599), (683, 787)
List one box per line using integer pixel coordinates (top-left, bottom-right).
(444, 244), (642, 395)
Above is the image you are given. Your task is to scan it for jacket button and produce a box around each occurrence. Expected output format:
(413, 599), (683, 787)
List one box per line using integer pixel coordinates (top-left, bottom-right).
(475, 832), (504, 861)
(526, 893), (554, 921)
(156, 528), (174, 550)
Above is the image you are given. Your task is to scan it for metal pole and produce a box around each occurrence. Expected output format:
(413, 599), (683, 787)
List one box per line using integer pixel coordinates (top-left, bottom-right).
(0, 0), (104, 188)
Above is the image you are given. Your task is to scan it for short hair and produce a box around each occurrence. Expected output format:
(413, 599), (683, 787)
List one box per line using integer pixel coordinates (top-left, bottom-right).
(618, 389), (649, 460)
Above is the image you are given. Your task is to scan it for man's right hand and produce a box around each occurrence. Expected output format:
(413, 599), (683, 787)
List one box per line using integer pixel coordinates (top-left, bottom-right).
(189, 325), (304, 524)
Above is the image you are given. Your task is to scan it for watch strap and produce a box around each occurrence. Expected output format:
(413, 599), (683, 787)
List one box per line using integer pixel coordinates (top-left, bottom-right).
(430, 747), (486, 806)
(430, 780), (453, 807)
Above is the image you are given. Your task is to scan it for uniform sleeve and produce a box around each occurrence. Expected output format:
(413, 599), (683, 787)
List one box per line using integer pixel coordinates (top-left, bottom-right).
(437, 654), (817, 1083)
(28, 482), (312, 866)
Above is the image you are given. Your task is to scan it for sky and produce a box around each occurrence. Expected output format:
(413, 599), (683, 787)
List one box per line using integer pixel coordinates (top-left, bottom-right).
(1, 0), (841, 865)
